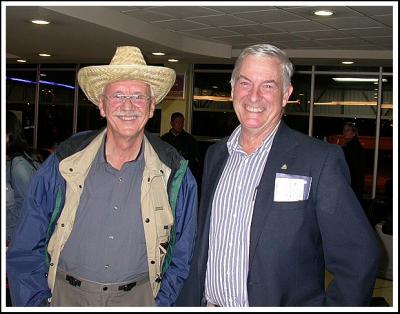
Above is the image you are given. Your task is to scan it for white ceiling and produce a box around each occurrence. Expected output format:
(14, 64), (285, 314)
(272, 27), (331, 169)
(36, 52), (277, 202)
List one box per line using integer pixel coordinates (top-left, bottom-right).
(5, 3), (395, 66)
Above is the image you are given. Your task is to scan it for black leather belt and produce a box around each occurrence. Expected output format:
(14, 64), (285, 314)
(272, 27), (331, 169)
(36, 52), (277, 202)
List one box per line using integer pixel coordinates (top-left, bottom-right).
(65, 275), (137, 291)
(66, 275), (81, 287)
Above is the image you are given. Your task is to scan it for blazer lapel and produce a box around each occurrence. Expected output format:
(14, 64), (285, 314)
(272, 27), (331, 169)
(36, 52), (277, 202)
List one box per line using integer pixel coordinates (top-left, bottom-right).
(248, 122), (299, 267)
(197, 141), (229, 272)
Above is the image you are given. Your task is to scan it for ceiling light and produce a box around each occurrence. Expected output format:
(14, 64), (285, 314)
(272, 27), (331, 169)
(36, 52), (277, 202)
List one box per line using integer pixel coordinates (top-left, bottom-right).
(168, 59), (179, 62)
(40, 73), (47, 77)
(342, 61), (354, 65)
(38, 53), (51, 57)
(31, 19), (50, 25)
(152, 52), (165, 56)
(314, 10), (333, 16)
(17, 59), (27, 63)
(332, 78), (387, 83)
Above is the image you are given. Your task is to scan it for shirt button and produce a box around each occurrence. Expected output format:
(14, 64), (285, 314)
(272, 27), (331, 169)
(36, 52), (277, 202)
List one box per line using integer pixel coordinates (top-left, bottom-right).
(108, 235), (114, 240)
(104, 265), (110, 269)
(103, 286), (108, 291)
(113, 205), (118, 210)
(145, 218), (150, 223)
(118, 177), (123, 182)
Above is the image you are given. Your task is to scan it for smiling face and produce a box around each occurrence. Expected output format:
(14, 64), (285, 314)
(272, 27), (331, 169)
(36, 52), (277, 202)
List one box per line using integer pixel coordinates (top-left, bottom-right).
(231, 55), (293, 140)
(98, 80), (155, 141)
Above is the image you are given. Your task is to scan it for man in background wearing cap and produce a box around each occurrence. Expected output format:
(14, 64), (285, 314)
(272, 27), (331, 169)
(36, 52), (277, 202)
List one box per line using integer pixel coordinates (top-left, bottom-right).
(7, 46), (198, 307)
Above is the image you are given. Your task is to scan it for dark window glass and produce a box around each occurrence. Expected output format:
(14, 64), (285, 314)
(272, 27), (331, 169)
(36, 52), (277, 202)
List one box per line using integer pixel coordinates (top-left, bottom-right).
(6, 70), (38, 147)
(193, 72), (232, 99)
(40, 64), (78, 69)
(37, 71), (75, 150)
(145, 108), (161, 134)
(292, 65), (312, 71)
(315, 65), (380, 72)
(192, 111), (239, 138)
(282, 115), (309, 135)
(77, 88), (106, 132)
(286, 73), (311, 123)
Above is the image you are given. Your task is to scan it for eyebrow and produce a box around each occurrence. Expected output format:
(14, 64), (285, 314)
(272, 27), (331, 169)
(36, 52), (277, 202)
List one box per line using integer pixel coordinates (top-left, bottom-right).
(237, 75), (278, 85)
(111, 90), (145, 95)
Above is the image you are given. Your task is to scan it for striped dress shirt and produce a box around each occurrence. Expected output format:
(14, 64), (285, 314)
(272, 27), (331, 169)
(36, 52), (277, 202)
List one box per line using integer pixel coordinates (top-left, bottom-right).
(204, 123), (279, 307)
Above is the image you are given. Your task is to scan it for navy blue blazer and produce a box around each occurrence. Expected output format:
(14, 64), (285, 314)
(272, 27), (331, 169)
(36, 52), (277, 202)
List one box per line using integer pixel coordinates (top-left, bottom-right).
(177, 122), (381, 306)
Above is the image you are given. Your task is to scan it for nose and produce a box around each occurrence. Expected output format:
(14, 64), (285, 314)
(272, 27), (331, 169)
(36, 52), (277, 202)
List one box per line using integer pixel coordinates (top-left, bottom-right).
(248, 86), (261, 102)
(121, 97), (136, 110)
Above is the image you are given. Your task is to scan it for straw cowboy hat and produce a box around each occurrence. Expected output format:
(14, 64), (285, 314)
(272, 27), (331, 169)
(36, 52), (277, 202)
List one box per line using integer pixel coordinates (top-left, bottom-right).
(78, 46), (176, 105)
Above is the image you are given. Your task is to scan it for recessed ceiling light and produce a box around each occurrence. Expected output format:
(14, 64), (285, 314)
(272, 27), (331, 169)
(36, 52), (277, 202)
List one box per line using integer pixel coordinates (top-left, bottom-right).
(168, 59), (179, 62)
(31, 19), (51, 25)
(17, 59), (27, 63)
(342, 61), (354, 65)
(152, 52), (165, 56)
(38, 53), (51, 57)
(333, 78), (387, 83)
(314, 10), (333, 16)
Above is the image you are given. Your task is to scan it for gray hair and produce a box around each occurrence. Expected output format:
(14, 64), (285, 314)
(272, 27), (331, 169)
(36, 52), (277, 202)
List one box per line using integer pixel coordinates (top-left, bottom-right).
(230, 44), (294, 91)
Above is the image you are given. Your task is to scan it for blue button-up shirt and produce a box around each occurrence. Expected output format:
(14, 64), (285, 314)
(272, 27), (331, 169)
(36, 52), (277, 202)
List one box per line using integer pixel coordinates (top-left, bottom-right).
(58, 138), (147, 284)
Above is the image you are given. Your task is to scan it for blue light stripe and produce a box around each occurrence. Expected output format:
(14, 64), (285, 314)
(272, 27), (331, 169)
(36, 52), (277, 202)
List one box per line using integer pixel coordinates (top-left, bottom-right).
(7, 77), (75, 89)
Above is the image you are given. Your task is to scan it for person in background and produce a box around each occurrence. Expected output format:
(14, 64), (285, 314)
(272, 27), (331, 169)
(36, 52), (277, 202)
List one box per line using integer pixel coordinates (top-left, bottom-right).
(161, 112), (202, 184)
(7, 46), (198, 307)
(6, 110), (41, 244)
(6, 110), (42, 306)
(342, 121), (366, 203)
(176, 43), (381, 307)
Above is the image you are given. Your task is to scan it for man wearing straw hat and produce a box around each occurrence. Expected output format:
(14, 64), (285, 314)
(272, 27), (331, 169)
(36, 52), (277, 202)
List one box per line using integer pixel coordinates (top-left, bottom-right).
(7, 46), (198, 307)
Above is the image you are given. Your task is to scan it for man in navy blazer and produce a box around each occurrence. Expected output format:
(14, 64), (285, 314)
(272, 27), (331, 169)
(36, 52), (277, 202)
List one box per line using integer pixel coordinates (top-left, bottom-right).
(176, 44), (381, 307)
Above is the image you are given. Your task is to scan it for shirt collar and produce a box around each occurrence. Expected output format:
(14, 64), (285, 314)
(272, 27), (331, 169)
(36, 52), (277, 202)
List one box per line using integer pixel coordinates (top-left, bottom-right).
(95, 135), (144, 168)
(227, 121), (281, 156)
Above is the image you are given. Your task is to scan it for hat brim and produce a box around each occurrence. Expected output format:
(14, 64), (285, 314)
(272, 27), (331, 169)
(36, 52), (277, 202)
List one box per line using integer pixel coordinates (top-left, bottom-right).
(78, 65), (176, 105)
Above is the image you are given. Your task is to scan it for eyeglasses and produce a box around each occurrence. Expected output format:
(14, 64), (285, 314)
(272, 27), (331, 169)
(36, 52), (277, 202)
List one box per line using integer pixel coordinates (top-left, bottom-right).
(103, 94), (152, 106)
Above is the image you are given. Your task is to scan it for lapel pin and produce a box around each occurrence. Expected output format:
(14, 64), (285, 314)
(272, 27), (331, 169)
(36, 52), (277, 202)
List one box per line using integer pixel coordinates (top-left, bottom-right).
(281, 164), (287, 170)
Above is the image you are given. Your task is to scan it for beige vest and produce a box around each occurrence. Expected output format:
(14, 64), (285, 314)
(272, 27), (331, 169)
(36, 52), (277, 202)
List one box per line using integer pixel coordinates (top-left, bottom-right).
(47, 130), (174, 297)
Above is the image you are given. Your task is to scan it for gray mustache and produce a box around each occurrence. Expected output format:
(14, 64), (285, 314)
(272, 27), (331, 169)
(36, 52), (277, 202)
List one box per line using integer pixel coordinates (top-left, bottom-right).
(113, 111), (143, 118)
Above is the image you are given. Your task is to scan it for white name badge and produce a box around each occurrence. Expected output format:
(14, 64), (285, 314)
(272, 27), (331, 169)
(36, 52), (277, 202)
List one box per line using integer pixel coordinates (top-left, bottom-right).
(274, 173), (312, 202)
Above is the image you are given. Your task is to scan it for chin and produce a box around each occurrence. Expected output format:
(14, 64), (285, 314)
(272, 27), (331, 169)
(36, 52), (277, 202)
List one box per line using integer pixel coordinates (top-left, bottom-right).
(243, 119), (263, 128)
